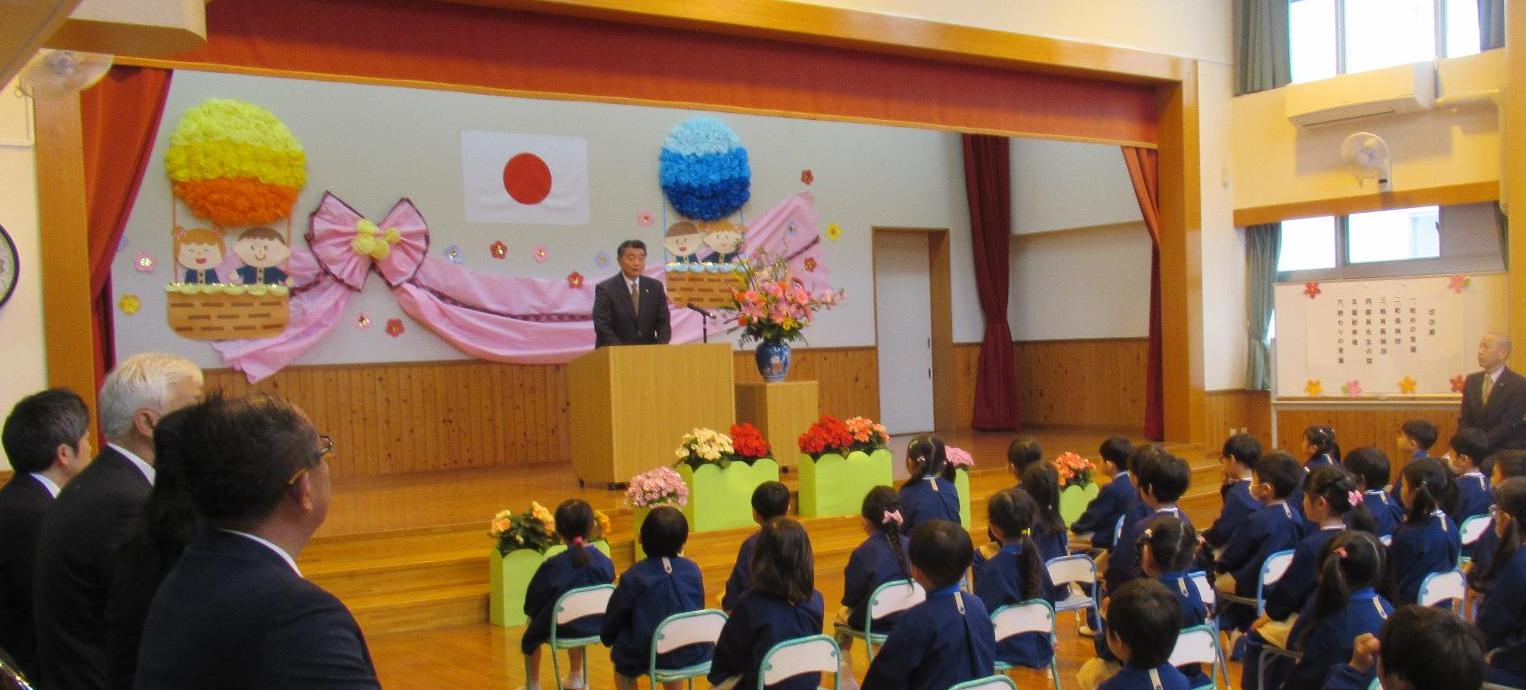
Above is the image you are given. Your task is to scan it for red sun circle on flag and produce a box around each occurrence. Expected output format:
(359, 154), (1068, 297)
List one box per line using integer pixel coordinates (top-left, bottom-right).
(502, 153), (552, 205)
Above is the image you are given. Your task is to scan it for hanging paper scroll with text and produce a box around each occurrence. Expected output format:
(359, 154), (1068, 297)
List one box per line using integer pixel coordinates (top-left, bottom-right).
(1274, 273), (1509, 397)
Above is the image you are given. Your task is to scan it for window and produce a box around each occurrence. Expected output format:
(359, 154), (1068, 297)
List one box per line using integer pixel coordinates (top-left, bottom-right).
(1277, 205), (1440, 273)
(1290, 0), (1482, 83)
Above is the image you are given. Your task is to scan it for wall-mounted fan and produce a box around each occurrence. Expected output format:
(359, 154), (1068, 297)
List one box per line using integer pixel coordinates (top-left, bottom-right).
(1340, 131), (1392, 192)
(17, 49), (112, 100)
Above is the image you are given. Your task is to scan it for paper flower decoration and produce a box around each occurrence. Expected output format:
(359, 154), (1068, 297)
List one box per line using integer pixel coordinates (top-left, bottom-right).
(567, 271), (584, 288)
(385, 318), (405, 337)
(445, 244), (463, 265)
(1303, 281), (1321, 299)
(118, 294), (140, 315)
(490, 241), (508, 260)
(355, 313), (372, 330)
(1342, 379), (1363, 396)
(1305, 379), (1324, 396)
(1448, 274), (1470, 293)
(803, 257), (818, 272)
(533, 246), (549, 263)
(1451, 375), (1467, 393)
(133, 252), (157, 273)
(800, 169), (814, 185)
(165, 99), (306, 226)
(825, 223), (842, 241)
(1398, 376), (1418, 394)
(594, 251), (610, 268)
(637, 211), (654, 227)
(659, 116), (750, 220)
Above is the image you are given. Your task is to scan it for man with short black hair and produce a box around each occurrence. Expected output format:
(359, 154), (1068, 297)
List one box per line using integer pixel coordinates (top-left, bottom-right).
(134, 393), (379, 689)
(592, 239), (671, 347)
(0, 388), (91, 679)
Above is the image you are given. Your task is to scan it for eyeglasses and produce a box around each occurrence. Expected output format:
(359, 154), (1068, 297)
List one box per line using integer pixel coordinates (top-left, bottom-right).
(286, 435), (334, 486)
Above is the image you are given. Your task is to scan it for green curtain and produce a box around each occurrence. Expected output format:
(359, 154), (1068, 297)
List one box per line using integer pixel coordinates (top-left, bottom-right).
(1480, 0), (1506, 50)
(1498, 202), (1510, 269)
(1245, 224), (1281, 390)
(1235, 0), (1292, 95)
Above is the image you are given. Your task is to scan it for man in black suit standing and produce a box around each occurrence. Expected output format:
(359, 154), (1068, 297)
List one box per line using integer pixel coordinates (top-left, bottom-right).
(32, 353), (203, 690)
(592, 239), (671, 347)
(134, 393), (379, 689)
(0, 389), (92, 679)
(1460, 333), (1526, 455)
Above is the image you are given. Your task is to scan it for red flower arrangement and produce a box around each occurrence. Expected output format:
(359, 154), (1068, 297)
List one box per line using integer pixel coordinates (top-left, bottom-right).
(730, 423), (772, 462)
(798, 415), (854, 458)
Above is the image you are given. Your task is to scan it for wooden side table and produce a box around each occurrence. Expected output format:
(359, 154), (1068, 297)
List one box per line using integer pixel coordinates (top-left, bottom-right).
(735, 381), (819, 470)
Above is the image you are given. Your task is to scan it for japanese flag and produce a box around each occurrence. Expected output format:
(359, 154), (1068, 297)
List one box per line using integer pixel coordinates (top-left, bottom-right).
(461, 131), (589, 225)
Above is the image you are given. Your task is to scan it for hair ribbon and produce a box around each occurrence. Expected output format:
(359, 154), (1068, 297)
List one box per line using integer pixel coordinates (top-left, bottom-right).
(882, 509), (903, 526)
(1348, 490), (1364, 506)
(1334, 547), (1348, 559)
(571, 536), (585, 547)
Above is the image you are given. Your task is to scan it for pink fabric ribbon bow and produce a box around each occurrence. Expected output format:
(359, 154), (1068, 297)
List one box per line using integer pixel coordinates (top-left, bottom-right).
(1348, 490), (1364, 506)
(882, 509), (903, 526)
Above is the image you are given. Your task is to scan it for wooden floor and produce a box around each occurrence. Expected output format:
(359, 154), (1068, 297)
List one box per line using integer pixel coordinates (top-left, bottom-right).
(299, 428), (1234, 689)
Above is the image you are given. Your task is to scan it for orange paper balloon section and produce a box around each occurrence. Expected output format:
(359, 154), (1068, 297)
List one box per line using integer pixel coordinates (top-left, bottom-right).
(172, 178), (301, 228)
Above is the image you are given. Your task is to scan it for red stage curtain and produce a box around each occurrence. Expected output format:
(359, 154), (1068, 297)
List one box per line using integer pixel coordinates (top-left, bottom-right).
(1122, 146), (1164, 440)
(963, 134), (1019, 430)
(81, 66), (174, 385)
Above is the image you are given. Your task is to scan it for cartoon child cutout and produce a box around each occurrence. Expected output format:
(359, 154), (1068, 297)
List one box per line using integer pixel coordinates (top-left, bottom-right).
(175, 227), (225, 284)
(663, 221), (704, 264)
(232, 227), (293, 286)
(701, 219), (744, 263)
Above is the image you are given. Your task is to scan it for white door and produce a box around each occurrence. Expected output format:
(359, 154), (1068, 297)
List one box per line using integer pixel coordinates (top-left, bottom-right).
(874, 232), (934, 434)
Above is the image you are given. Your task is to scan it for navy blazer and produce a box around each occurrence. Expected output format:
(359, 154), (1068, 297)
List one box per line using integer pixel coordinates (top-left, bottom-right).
(972, 543), (1054, 668)
(841, 533), (911, 631)
(1265, 526), (1344, 621)
(1460, 367), (1526, 453)
(1478, 548), (1526, 681)
(1070, 471), (1138, 550)
(1106, 506), (1191, 593)
(708, 590), (824, 690)
(1287, 587), (1393, 690)
(600, 555), (709, 677)
(862, 586), (995, 690)
(33, 447), (152, 690)
(1391, 512), (1461, 604)
(0, 474), (54, 678)
(722, 531), (760, 611)
(592, 273), (672, 347)
(1214, 501), (1302, 596)
(1451, 472), (1493, 524)
(133, 531), (378, 689)
(1204, 479), (1258, 548)
(1363, 490), (1404, 539)
(898, 477), (961, 535)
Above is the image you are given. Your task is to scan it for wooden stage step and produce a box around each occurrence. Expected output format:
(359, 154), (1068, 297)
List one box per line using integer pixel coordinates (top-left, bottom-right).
(301, 437), (1218, 636)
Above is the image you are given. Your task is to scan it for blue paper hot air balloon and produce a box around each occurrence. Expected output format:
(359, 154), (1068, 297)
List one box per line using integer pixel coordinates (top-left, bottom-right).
(658, 117), (751, 221)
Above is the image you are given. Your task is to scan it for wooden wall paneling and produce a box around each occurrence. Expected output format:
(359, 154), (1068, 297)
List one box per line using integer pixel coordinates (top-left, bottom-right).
(1273, 405), (1458, 458)
(952, 343), (981, 430)
(1202, 389), (1273, 448)
(1014, 339), (1148, 430)
(927, 231), (955, 432)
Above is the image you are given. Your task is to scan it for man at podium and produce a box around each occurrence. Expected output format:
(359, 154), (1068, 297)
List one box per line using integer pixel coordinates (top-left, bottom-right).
(592, 240), (671, 347)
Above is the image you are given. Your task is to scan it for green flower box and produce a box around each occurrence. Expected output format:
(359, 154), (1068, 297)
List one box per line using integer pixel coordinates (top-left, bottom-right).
(955, 467), (971, 529)
(797, 448), (894, 518)
(488, 540), (611, 627)
(678, 458), (782, 533)
(1059, 483), (1101, 526)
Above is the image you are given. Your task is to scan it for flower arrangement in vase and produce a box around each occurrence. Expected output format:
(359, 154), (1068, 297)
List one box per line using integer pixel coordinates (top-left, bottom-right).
(671, 425), (781, 532)
(796, 414), (893, 518)
(674, 427), (736, 470)
(726, 251), (843, 382)
(488, 501), (557, 556)
(844, 416), (890, 453)
(625, 466), (691, 509)
(1053, 451), (1101, 525)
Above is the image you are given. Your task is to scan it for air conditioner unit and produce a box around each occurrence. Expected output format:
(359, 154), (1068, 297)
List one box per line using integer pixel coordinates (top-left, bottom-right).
(1285, 62), (1437, 127)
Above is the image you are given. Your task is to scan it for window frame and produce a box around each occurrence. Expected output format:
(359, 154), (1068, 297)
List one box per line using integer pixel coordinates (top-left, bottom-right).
(1276, 204), (1500, 284)
(1292, 0), (1477, 83)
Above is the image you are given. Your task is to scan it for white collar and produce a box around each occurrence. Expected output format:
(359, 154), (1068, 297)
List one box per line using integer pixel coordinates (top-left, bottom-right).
(109, 443), (155, 485)
(1320, 524), (1345, 531)
(1486, 365), (1505, 381)
(1155, 505), (1179, 515)
(29, 473), (61, 498)
(1462, 471), (1484, 479)
(221, 529), (301, 575)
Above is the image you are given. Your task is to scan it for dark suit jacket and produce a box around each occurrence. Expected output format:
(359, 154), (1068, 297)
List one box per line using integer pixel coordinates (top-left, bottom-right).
(0, 474), (54, 678)
(33, 447), (152, 690)
(133, 531), (379, 690)
(592, 273), (672, 347)
(1460, 367), (1526, 453)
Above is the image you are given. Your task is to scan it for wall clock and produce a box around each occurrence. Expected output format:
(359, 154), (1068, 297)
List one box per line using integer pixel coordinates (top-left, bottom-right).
(0, 224), (17, 308)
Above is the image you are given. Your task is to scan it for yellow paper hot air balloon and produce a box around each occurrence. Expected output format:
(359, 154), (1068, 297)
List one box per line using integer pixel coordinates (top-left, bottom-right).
(165, 99), (306, 228)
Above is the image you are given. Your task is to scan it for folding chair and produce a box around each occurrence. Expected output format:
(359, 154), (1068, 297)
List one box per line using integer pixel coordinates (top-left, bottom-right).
(832, 579), (926, 660)
(1419, 569), (1467, 611)
(948, 675), (1018, 690)
(1254, 643), (1301, 690)
(1379, 534), (1392, 547)
(645, 609), (727, 690)
(989, 600), (1060, 690)
(1045, 554), (1100, 618)
(757, 635), (841, 690)
(1169, 625), (1226, 690)
(537, 584), (615, 690)
(1112, 514), (1126, 550)
(1217, 549), (1294, 618)
(1459, 515), (1493, 566)
(1188, 570), (1217, 616)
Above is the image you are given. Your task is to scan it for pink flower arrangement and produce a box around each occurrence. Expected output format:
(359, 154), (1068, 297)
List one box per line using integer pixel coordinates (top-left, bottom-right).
(1053, 451), (1096, 488)
(728, 252), (843, 345)
(946, 446), (974, 470)
(844, 416), (890, 453)
(625, 466), (690, 509)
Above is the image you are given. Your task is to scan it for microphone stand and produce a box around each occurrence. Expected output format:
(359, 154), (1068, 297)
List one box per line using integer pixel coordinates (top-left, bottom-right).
(687, 303), (713, 343)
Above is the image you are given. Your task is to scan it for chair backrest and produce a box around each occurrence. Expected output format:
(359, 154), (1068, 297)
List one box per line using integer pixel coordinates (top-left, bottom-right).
(948, 675), (1019, 690)
(991, 600), (1056, 643)
(1419, 569), (1467, 608)
(1379, 534), (1392, 547)
(1113, 514), (1127, 547)
(1260, 549), (1296, 589)
(1045, 554), (1098, 587)
(1460, 515), (1493, 547)
(554, 584), (615, 625)
(1169, 625), (1221, 668)
(868, 580), (927, 621)
(1188, 570), (1215, 612)
(653, 609), (727, 655)
(759, 635), (840, 689)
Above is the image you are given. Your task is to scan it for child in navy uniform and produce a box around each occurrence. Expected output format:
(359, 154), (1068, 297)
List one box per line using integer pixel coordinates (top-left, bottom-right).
(709, 517), (825, 690)
(972, 488), (1055, 671)
(1260, 468), (1374, 631)
(1213, 452), (1303, 634)
(1471, 477), (1526, 687)
(722, 481), (791, 611)
(1071, 436), (1138, 551)
(1021, 462), (1070, 562)
(1391, 458), (1461, 604)
(862, 520), (995, 690)
(1096, 580), (1190, 690)
(1303, 426), (1342, 473)
(1007, 438), (1044, 486)
(1274, 531), (1394, 690)
(1470, 451), (1526, 581)
(1390, 419), (1439, 501)
(1204, 433), (1263, 552)
(1447, 428), (1494, 525)
(835, 486), (912, 689)
(1321, 605), (1486, 690)
(520, 499), (616, 690)
(1343, 447), (1403, 539)
(601, 506), (708, 690)
(1104, 450), (1193, 594)
(898, 436), (960, 534)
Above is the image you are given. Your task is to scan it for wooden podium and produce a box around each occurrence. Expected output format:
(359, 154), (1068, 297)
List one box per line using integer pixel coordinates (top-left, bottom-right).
(568, 343), (736, 486)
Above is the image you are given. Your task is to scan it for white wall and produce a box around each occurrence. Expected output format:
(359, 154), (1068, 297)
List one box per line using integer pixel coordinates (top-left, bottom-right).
(1200, 61), (1247, 390)
(1012, 139), (1141, 234)
(1007, 223), (1152, 340)
(0, 81), (49, 471)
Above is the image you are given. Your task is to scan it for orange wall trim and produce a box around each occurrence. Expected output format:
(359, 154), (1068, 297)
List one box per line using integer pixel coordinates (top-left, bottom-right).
(1234, 181), (1499, 227)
